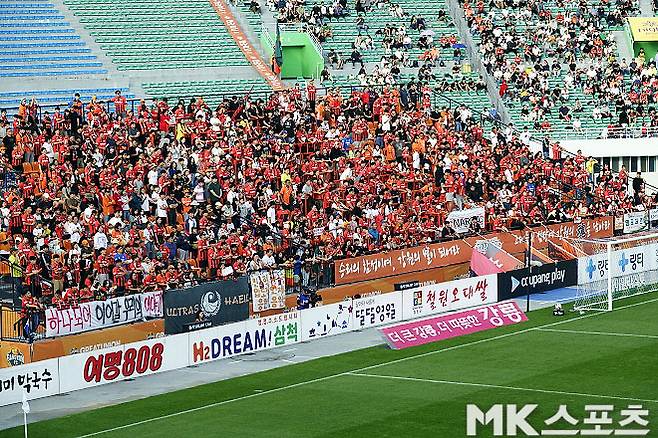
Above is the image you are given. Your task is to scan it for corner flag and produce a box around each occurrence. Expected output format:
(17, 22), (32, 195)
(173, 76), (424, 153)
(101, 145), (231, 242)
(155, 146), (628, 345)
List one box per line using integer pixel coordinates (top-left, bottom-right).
(22, 391), (30, 414)
(22, 390), (30, 438)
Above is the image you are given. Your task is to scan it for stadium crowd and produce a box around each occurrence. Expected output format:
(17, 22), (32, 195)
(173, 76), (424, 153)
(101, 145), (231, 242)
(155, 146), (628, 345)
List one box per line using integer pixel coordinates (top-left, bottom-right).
(0, 82), (653, 315)
(460, 0), (658, 133)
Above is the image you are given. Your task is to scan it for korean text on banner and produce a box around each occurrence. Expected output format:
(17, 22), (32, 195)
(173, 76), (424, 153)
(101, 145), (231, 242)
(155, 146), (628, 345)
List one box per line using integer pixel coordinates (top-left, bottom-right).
(402, 274), (497, 320)
(0, 358), (59, 406)
(58, 335), (188, 394)
(300, 301), (353, 341)
(577, 243), (658, 285)
(623, 211), (649, 234)
(189, 312), (300, 365)
(45, 292), (163, 337)
(142, 291), (163, 318)
(353, 292), (402, 330)
(334, 217), (613, 285)
(380, 301), (528, 350)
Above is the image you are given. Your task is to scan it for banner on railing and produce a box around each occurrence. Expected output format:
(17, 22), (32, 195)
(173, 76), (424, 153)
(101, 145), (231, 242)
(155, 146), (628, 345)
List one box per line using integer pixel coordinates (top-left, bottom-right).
(650, 208), (658, 224)
(401, 274), (498, 320)
(250, 270), (286, 313)
(163, 278), (250, 334)
(446, 207), (485, 233)
(189, 312), (300, 365)
(380, 301), (528, 350)
(623, 211), (649, 234)
(45, 292), (163, 337)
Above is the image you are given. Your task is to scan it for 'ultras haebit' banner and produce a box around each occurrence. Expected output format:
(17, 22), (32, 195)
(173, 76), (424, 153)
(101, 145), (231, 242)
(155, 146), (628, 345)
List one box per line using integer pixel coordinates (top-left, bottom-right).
(163, 278), (250, 334)
(497, 259), (577, 300)
(401, 274), (498, 320)
(188, 312), (300, 365)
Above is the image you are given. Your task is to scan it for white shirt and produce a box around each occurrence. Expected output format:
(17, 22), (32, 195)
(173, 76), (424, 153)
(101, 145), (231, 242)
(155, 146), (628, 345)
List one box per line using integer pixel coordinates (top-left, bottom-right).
(339, 167), (353, 181)
(148, 169), (159, 186)
(262, 254), (276, 268)
(93, 231), (108, 250)
(156, 199), (168, 218)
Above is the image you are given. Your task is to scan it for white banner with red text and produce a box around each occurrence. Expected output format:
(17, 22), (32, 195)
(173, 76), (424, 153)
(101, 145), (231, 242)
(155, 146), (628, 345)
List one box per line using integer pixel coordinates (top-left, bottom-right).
(58, 335), (188, 393)
(45, 291), (163, 337)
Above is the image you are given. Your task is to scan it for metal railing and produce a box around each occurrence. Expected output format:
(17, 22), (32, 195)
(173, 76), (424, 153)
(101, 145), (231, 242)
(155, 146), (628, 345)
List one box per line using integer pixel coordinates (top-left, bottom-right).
(445, 0), (510, 123)
(539, 125), (658, 141)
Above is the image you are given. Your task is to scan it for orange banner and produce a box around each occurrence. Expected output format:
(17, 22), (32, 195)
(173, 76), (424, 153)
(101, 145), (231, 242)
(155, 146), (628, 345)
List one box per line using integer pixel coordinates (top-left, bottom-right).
(321, 262), (470, 305)
(335, 217), (613, 285)
(334, 239), (472, 285)
(30, 319), (164, 363)
(208, 0), (284, 90)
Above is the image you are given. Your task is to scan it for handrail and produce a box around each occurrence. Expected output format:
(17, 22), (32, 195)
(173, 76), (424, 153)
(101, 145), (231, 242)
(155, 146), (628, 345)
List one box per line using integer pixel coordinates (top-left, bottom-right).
(261, 23), (274, 49)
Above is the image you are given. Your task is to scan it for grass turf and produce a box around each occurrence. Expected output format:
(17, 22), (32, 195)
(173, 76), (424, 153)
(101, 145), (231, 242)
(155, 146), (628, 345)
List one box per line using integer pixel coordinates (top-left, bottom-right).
(4, 293), (658, 438)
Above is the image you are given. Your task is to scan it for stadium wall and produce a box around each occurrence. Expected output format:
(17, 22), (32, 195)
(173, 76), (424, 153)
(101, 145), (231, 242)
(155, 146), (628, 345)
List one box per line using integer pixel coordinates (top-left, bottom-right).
(0, 274), (501, 406)
(260, 31), (324, 79)
(3, 222), (648, 406)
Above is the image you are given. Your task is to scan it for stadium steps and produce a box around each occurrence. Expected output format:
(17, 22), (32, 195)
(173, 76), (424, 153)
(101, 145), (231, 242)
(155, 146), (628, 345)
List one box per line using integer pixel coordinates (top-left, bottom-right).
(0, 0), (112, 78)
(62, 0), (250, 71)
(0, 87), (134, 110)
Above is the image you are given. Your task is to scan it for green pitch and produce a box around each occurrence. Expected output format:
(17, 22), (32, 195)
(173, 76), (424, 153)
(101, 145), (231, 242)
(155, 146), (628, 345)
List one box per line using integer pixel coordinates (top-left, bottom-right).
(5, 293), (658, 438)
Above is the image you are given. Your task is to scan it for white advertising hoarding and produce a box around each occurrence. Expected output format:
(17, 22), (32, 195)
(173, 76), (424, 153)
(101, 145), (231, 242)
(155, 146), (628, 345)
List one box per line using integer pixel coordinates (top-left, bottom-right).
(577, 243), (658, 284)
(58, 334), (188, 394)
(189, 312), (300, 365)
(0, 358), (59, 406)
(402, 274), (498, 320)
(300, 301), (353, 342)
(353, 292), (403, 330)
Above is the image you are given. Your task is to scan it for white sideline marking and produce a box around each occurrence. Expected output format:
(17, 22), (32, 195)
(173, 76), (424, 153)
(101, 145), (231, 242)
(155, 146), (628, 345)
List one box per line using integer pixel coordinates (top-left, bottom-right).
(75, 296), (658, 437)
(537, 328), (658, 339)
(347, 372), (658, 405)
